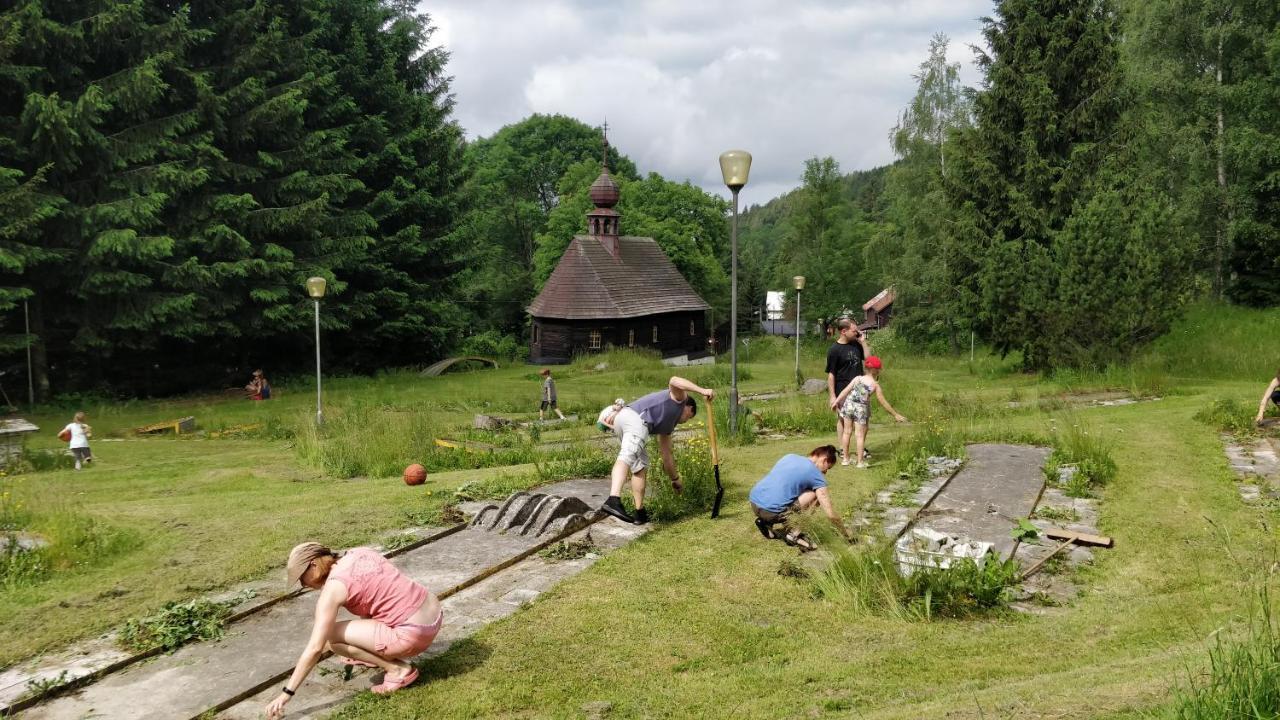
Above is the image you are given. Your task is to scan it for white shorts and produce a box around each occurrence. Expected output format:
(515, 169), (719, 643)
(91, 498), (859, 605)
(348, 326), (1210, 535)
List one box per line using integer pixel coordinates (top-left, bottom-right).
(613, 407), (650, 473)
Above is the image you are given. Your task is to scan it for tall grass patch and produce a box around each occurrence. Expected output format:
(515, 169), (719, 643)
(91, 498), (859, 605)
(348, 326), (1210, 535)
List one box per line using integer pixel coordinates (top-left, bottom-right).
(1165, 581), (1280, 719)
(1144, 300), (1280, 380)
(0, 480), (141, 592)
(294, 403), (609, 478)
(1045, 417), (1118, 497)
(810, 534), (1018, 620)
(1194, 398), (1260, 439)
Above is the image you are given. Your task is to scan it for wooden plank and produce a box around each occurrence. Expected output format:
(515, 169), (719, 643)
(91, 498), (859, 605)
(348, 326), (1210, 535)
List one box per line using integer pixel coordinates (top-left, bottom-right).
(1043, 528), (1114, 548)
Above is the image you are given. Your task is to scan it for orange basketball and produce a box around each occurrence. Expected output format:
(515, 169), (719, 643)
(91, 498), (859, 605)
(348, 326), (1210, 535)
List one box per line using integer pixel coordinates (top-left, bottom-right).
(403, 463), (427, 486)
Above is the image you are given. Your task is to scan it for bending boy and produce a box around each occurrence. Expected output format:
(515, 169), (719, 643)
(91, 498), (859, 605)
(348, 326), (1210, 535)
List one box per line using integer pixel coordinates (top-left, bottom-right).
(748, 445), (851, 546)
(600, 377), (715, 525)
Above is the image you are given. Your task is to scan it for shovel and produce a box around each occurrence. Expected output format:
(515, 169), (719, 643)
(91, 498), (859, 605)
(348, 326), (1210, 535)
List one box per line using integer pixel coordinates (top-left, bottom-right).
(707, 399), (724, 518)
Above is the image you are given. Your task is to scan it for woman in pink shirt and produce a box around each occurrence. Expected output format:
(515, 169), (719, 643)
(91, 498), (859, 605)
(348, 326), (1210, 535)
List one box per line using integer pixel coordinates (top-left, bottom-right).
(266, 543), (443, 718)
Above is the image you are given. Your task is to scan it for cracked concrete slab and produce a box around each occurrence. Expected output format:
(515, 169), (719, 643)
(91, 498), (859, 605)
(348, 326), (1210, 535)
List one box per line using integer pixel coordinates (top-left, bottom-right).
(908, 444), (1051, 561)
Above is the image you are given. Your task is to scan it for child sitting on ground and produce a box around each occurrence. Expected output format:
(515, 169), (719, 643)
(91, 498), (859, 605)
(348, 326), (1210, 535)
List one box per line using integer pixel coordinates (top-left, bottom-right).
(831, 356), (908, 468)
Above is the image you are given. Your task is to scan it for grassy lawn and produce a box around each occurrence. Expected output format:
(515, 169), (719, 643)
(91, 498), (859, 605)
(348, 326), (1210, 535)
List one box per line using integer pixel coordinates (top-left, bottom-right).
(3, 323), (1279, 717)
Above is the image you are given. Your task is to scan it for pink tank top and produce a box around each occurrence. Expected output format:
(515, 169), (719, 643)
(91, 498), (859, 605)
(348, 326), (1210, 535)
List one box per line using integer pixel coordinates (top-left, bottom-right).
(327, 548), (428, 626)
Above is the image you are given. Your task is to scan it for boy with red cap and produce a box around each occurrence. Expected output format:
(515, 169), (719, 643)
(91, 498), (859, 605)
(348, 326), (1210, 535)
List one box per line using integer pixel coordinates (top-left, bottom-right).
(831, 355), (908, 467)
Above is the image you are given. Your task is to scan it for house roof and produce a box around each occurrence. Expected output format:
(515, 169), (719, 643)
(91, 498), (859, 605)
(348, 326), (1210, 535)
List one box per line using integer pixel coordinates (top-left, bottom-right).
(862, 288), (895, 313)
(527, 235), (710, 320)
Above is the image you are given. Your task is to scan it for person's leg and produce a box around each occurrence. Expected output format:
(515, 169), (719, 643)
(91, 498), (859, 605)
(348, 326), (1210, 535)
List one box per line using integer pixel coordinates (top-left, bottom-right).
(794, 490), (817, 510)
(839, 417), (853, 464)
(327, 619), (413, 679)
(609, 459), (630, 498)
(555, 406), (566, 420)
(630, 468), (647, 510)
(855, 422), (869, 465)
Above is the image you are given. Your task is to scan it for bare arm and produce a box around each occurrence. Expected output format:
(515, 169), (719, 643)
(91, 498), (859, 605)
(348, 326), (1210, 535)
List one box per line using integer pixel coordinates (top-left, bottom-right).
(857, 330), (871, 356)
(668, 376), (715, 403)
(814, 487), (851, 540)
(834, 376), (858, 406)
(266, 582), (345, 719)
(658, 433), (680, 489)
(1258, 378), (1280, 422)
(874, 385), (907, 422)
(827, 372), (837, 402)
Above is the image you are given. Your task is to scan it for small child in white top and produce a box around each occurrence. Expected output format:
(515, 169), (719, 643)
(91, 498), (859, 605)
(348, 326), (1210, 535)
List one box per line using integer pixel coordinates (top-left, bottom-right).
(61, 411), (93, 470)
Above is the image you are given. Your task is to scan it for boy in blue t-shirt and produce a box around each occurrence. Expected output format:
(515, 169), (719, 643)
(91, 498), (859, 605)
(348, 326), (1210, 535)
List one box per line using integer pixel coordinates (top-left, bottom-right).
(748, 445), (850, 547)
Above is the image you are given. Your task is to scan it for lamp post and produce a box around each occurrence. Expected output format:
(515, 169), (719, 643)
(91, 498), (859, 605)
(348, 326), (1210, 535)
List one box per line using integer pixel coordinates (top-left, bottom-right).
(24, 298), (33, 406)
(719, 150), (751, 432)
(306, 276), (327, 425)
(792, 275), (805, 387)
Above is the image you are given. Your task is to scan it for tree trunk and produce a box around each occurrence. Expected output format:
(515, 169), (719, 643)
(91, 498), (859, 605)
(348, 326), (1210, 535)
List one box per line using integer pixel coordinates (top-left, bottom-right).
(1213, 16), (1229, 297)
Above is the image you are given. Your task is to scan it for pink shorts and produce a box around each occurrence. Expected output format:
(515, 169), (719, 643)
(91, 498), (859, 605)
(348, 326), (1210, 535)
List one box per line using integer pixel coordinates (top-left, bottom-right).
(373, 610), (443, 659)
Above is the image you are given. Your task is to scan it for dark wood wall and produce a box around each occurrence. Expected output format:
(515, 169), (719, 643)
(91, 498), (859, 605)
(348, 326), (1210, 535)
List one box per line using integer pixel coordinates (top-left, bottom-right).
(530, 311), (707, 364)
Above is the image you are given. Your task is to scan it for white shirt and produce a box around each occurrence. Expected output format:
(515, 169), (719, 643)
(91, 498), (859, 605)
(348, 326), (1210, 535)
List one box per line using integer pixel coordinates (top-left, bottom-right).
(62, 422), (89, 448)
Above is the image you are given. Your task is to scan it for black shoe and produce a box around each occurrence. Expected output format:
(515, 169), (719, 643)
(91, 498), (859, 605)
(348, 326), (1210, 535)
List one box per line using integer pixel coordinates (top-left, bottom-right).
(599, 497), (636, 524)
(754, 517), (775, 539)
(633, 508), (650, 525)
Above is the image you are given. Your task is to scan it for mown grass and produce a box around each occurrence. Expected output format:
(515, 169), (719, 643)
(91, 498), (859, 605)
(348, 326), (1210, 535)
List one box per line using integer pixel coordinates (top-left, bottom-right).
(8, 304), (1280, 718)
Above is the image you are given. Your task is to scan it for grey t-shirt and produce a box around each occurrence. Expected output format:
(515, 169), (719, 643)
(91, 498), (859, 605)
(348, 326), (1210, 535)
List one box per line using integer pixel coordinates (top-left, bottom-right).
(542, 377), (556, 402)
(629, 389), (686, 435)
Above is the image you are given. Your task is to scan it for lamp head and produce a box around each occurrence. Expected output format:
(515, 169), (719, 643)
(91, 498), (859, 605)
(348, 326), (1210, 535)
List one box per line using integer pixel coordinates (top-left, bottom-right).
(793, 275), (806, 291)
(719, 150), (752, 191)
(306, 276), (327, 299)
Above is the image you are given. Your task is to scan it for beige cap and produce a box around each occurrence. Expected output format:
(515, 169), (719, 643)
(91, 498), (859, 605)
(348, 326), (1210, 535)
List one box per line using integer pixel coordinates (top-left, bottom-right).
(286, 542), (332, 587)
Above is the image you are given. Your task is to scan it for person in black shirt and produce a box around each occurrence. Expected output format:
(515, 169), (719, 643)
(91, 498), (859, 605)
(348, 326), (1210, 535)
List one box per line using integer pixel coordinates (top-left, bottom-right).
(825, 318), (871, 464)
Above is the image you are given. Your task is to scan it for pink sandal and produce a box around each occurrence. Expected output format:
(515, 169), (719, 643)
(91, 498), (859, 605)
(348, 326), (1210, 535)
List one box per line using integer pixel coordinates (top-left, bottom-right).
(371, 667), (419, 695)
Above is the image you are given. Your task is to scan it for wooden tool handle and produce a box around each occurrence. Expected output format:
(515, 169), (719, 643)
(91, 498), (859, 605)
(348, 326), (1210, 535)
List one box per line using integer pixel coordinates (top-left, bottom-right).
(705, 399), (720, 466)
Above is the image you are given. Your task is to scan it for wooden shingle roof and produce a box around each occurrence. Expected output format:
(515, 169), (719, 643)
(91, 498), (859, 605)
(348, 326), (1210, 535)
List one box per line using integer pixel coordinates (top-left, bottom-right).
(527, 235), (710, 320)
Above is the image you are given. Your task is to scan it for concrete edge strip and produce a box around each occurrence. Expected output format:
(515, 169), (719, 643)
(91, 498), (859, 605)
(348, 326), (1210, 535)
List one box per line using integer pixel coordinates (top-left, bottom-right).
(891, 461), (967, 544)
(0, 523), (470, 717)
(187, 512), (607, 720)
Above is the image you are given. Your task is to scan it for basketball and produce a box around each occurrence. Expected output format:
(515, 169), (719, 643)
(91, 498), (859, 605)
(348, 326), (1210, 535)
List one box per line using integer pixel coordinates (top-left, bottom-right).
(403, 463), (427, 486)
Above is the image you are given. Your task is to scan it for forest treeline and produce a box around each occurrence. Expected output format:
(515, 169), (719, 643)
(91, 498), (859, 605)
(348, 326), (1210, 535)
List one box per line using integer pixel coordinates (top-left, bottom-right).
(1, 0), (1277, 396)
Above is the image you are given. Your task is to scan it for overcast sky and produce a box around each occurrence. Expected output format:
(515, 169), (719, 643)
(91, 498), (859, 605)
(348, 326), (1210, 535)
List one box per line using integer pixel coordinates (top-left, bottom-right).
(421, 1), (992, 204)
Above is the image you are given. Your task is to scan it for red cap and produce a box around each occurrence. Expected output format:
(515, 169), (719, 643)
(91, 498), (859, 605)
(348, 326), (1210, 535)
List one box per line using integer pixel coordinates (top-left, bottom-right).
(865, 356), (882, 370)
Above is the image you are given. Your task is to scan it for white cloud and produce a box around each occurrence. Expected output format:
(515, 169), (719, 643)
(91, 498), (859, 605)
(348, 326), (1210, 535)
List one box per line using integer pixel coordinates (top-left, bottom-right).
(419, 0), (991, 201)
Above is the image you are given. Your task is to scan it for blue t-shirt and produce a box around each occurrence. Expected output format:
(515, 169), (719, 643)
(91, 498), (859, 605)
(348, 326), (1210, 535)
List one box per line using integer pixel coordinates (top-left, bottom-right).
(748, 454), (828, 513)
(629, 389), (685, 435)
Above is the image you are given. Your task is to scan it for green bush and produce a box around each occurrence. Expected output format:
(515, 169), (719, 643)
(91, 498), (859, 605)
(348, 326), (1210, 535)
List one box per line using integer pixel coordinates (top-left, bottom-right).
(458, 330), (528, 362)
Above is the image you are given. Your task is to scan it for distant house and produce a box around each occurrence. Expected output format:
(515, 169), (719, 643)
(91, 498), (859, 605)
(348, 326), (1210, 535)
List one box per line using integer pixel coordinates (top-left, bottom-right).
(526, 161), (710, 365)
(860, 288), (895, 331)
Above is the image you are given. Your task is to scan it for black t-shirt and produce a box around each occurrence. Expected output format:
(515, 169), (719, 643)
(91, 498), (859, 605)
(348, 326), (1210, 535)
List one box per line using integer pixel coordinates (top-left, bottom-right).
(825, 341), (865, 395)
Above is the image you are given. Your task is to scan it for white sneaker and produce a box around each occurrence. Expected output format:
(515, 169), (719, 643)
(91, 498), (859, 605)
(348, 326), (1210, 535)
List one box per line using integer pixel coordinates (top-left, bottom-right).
(840, 458), (851, 466)
(855, 462), (869, 469)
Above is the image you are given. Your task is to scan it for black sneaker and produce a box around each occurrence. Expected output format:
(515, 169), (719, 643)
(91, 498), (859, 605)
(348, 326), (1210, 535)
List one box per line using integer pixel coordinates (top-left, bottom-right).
(633, 508), (650, 525)
(599, 497), (636, 524)
(754, 517), (775, 539)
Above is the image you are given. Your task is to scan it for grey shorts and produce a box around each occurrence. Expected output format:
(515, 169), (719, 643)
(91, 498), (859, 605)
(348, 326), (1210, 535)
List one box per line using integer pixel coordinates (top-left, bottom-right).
(613, 408), (650, 473)
(71, 447), (92, 461)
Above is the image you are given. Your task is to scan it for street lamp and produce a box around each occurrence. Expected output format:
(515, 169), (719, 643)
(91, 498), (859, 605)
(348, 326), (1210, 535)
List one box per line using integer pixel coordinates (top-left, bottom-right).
(793, 275), (805, 388)
(719, 149), (751, 432)
(306, 276), (327, 425)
